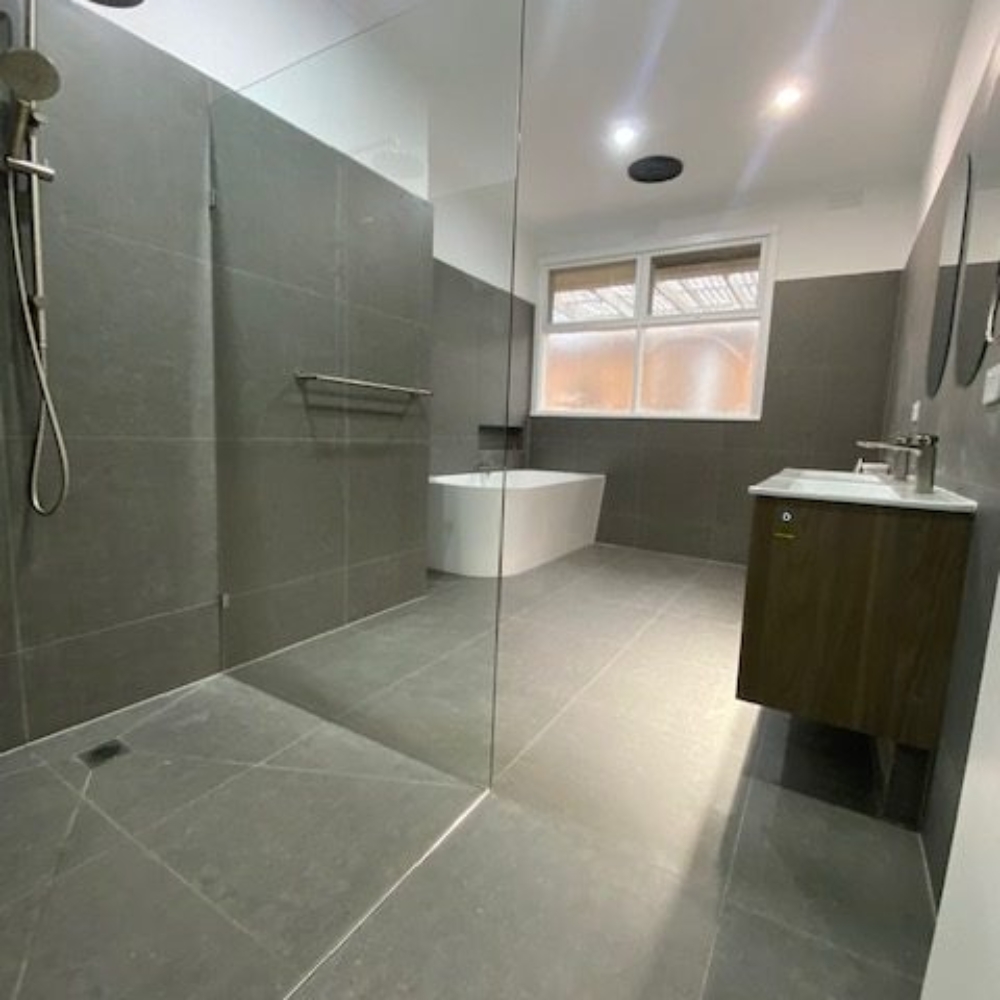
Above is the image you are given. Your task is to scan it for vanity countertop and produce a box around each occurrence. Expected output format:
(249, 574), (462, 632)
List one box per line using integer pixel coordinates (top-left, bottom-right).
(749, 468), (977, 514)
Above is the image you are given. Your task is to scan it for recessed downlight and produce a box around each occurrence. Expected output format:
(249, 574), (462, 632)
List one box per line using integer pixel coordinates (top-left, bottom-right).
(86, 0), (146, 7)
(610, 122), (641, 151)
(628, 155), (684, 184)
(771, 84), (805, 113)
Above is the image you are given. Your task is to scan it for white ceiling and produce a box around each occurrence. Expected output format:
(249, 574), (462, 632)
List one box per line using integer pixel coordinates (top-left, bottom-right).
(74, 0), (973, 255)
(521, 0), (972, 240)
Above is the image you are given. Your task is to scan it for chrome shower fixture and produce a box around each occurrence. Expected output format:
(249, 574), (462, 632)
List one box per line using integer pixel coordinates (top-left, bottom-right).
(0, 47), (61, 180)
(2, 0), (70, 515)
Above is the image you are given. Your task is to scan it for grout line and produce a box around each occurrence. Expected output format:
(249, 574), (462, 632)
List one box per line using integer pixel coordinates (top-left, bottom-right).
(41, 758), (295, 970)
(695, 720), (762, 1000)
(282, 789), (490, 1000)
(11, 769), (95, 1000)
(17, 598), (218, 659)
(495, 574), (706, 781)
(717, 895), (925, 988)
(341, 628), (493, 718)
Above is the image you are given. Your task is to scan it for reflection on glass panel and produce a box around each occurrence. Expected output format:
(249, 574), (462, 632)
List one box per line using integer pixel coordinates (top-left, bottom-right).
(549, 260), (637, 323)
(543, 330), (637, 411)
(639, 322), (759, 414)
(650, 246), (761, 317)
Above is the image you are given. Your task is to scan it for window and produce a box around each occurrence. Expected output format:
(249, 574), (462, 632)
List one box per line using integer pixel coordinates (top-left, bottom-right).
(534, 236), (774, 420)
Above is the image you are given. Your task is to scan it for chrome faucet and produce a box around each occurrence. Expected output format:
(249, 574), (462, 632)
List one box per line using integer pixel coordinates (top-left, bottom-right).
(855, 434), (939, 493)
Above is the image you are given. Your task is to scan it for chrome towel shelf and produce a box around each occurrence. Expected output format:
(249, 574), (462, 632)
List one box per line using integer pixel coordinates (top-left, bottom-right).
(294, 371), (433, 398)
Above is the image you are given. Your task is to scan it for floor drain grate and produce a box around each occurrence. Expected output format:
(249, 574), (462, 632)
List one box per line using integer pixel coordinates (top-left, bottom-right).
(76, 739), (130, 770)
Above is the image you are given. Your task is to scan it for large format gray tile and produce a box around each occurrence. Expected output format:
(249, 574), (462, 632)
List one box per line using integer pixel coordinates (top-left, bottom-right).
(291, 795), (719, 1000)
(0, 765), (123, 911)
(218, 439), (348, 595)
(125, 675), (319, 765)
(11, 438), (218, 646)
(702, 903), (921, 1000)
(83, 750), (247, 835)
(212, 93), (432, 324)
(223, 566), (348, 669)
(268, 720), (459, 786)
(0, 653), (25, 752)
(346, 442), (428, 564)
(45, 224), (214, 439)
(346, 549), (427, 623)
(494, 616), (622, 771)
(339, 157), (433, 324)
(30, 686), (192, 790)
(140, 766), (477, 970)
(21, 603), (219, 740)
(233, 621), (425, 720)
(727, 780), (935, 978)
(43, 0), (211, 259)
(11, 840), (293, 1000)
(515, 588), (657, 647)
(497, 694), (753, 892)
(345, 303), (431, 442)
(214, 266), (347, 442)
(211, 95), (347, 294)
(345, 636), (495, 785)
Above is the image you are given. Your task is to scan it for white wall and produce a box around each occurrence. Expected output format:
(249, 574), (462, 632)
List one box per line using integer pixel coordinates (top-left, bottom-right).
(921, 0), (1000, 218)
(535, 186), (921, 282)
(921, 577), (1000, 1000)
(68, 0), (419, 91)
(434, 185), (539, 301)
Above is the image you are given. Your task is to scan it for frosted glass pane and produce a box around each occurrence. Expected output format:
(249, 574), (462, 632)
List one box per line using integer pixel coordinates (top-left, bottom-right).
(650, 247), (760, 317)
(640, 322), (759, 414)
(550, 261), (637, 323)
(543, 330), (637, 412)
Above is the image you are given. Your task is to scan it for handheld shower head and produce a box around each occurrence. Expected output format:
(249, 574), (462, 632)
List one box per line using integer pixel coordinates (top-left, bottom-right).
(0, 48), (61, 103)
(0, 48), (61, 161)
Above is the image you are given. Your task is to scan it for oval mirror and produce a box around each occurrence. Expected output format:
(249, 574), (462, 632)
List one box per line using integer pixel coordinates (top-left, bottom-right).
(926, 154), (972, 396)
(956, 95), (1000, 385)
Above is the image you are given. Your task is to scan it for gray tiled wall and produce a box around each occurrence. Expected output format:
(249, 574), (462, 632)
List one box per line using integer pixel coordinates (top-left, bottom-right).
(431, 261), (533, 474)
(0, 0), (220, 746)
(883, 153), (1000, 899)
(530, 271), (900, 564)
(211, 94), (434, 667)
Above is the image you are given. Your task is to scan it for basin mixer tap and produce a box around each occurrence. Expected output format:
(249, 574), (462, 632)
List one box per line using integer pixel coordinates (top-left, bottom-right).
(855, 434), (939, 494)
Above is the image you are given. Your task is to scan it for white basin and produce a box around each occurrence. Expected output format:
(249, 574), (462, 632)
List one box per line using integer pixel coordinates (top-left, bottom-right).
(750, 468), (977, 513)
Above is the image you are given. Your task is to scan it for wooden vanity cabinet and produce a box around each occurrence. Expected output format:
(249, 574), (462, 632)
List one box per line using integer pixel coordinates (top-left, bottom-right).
(737, 496), (973, 749)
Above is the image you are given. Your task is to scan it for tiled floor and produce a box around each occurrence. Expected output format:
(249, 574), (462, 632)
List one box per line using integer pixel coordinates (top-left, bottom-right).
(0, 544), (935, 998)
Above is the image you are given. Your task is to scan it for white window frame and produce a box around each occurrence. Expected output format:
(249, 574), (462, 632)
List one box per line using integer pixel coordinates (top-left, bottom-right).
(532, 229), (778, 421)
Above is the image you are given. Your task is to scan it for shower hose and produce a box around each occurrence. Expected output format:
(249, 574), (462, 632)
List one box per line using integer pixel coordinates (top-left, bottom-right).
(7, 170), (69, 515)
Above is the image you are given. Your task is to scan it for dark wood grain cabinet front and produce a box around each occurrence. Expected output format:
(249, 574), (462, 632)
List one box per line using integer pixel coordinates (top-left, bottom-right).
(737, 496), (973, 749)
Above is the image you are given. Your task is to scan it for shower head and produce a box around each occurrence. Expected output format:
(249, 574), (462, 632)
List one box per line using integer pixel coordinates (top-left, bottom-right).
(86, 0), (146, 6)
(0, 49), (61, 161)
(0, 48), (61, 103)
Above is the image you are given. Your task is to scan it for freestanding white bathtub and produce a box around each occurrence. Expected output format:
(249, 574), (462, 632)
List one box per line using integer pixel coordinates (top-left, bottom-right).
(427, 470), (606, 578)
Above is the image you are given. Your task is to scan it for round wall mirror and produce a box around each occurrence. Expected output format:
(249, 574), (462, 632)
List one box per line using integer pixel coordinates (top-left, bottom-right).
(926, 154), (972, 396)
(956, 94), (1000, 385)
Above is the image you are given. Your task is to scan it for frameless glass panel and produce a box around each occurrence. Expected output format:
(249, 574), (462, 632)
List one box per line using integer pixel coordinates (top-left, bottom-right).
(210, 0), (523, 801)
(542, 330), (638, 412)
(549, 260), (637, 323)
(649, 246), (761, 317)
(639, 321), (759, 415)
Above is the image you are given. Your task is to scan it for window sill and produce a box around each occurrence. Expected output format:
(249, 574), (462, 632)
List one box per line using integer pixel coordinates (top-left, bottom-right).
(529, 409), (763, 423)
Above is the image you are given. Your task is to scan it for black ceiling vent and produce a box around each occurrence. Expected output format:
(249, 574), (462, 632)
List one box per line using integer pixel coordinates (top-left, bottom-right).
(628, 155), (684, 184)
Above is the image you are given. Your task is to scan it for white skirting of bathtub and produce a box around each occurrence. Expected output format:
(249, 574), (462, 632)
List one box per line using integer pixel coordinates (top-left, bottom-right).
(427, 469), (606, 578)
